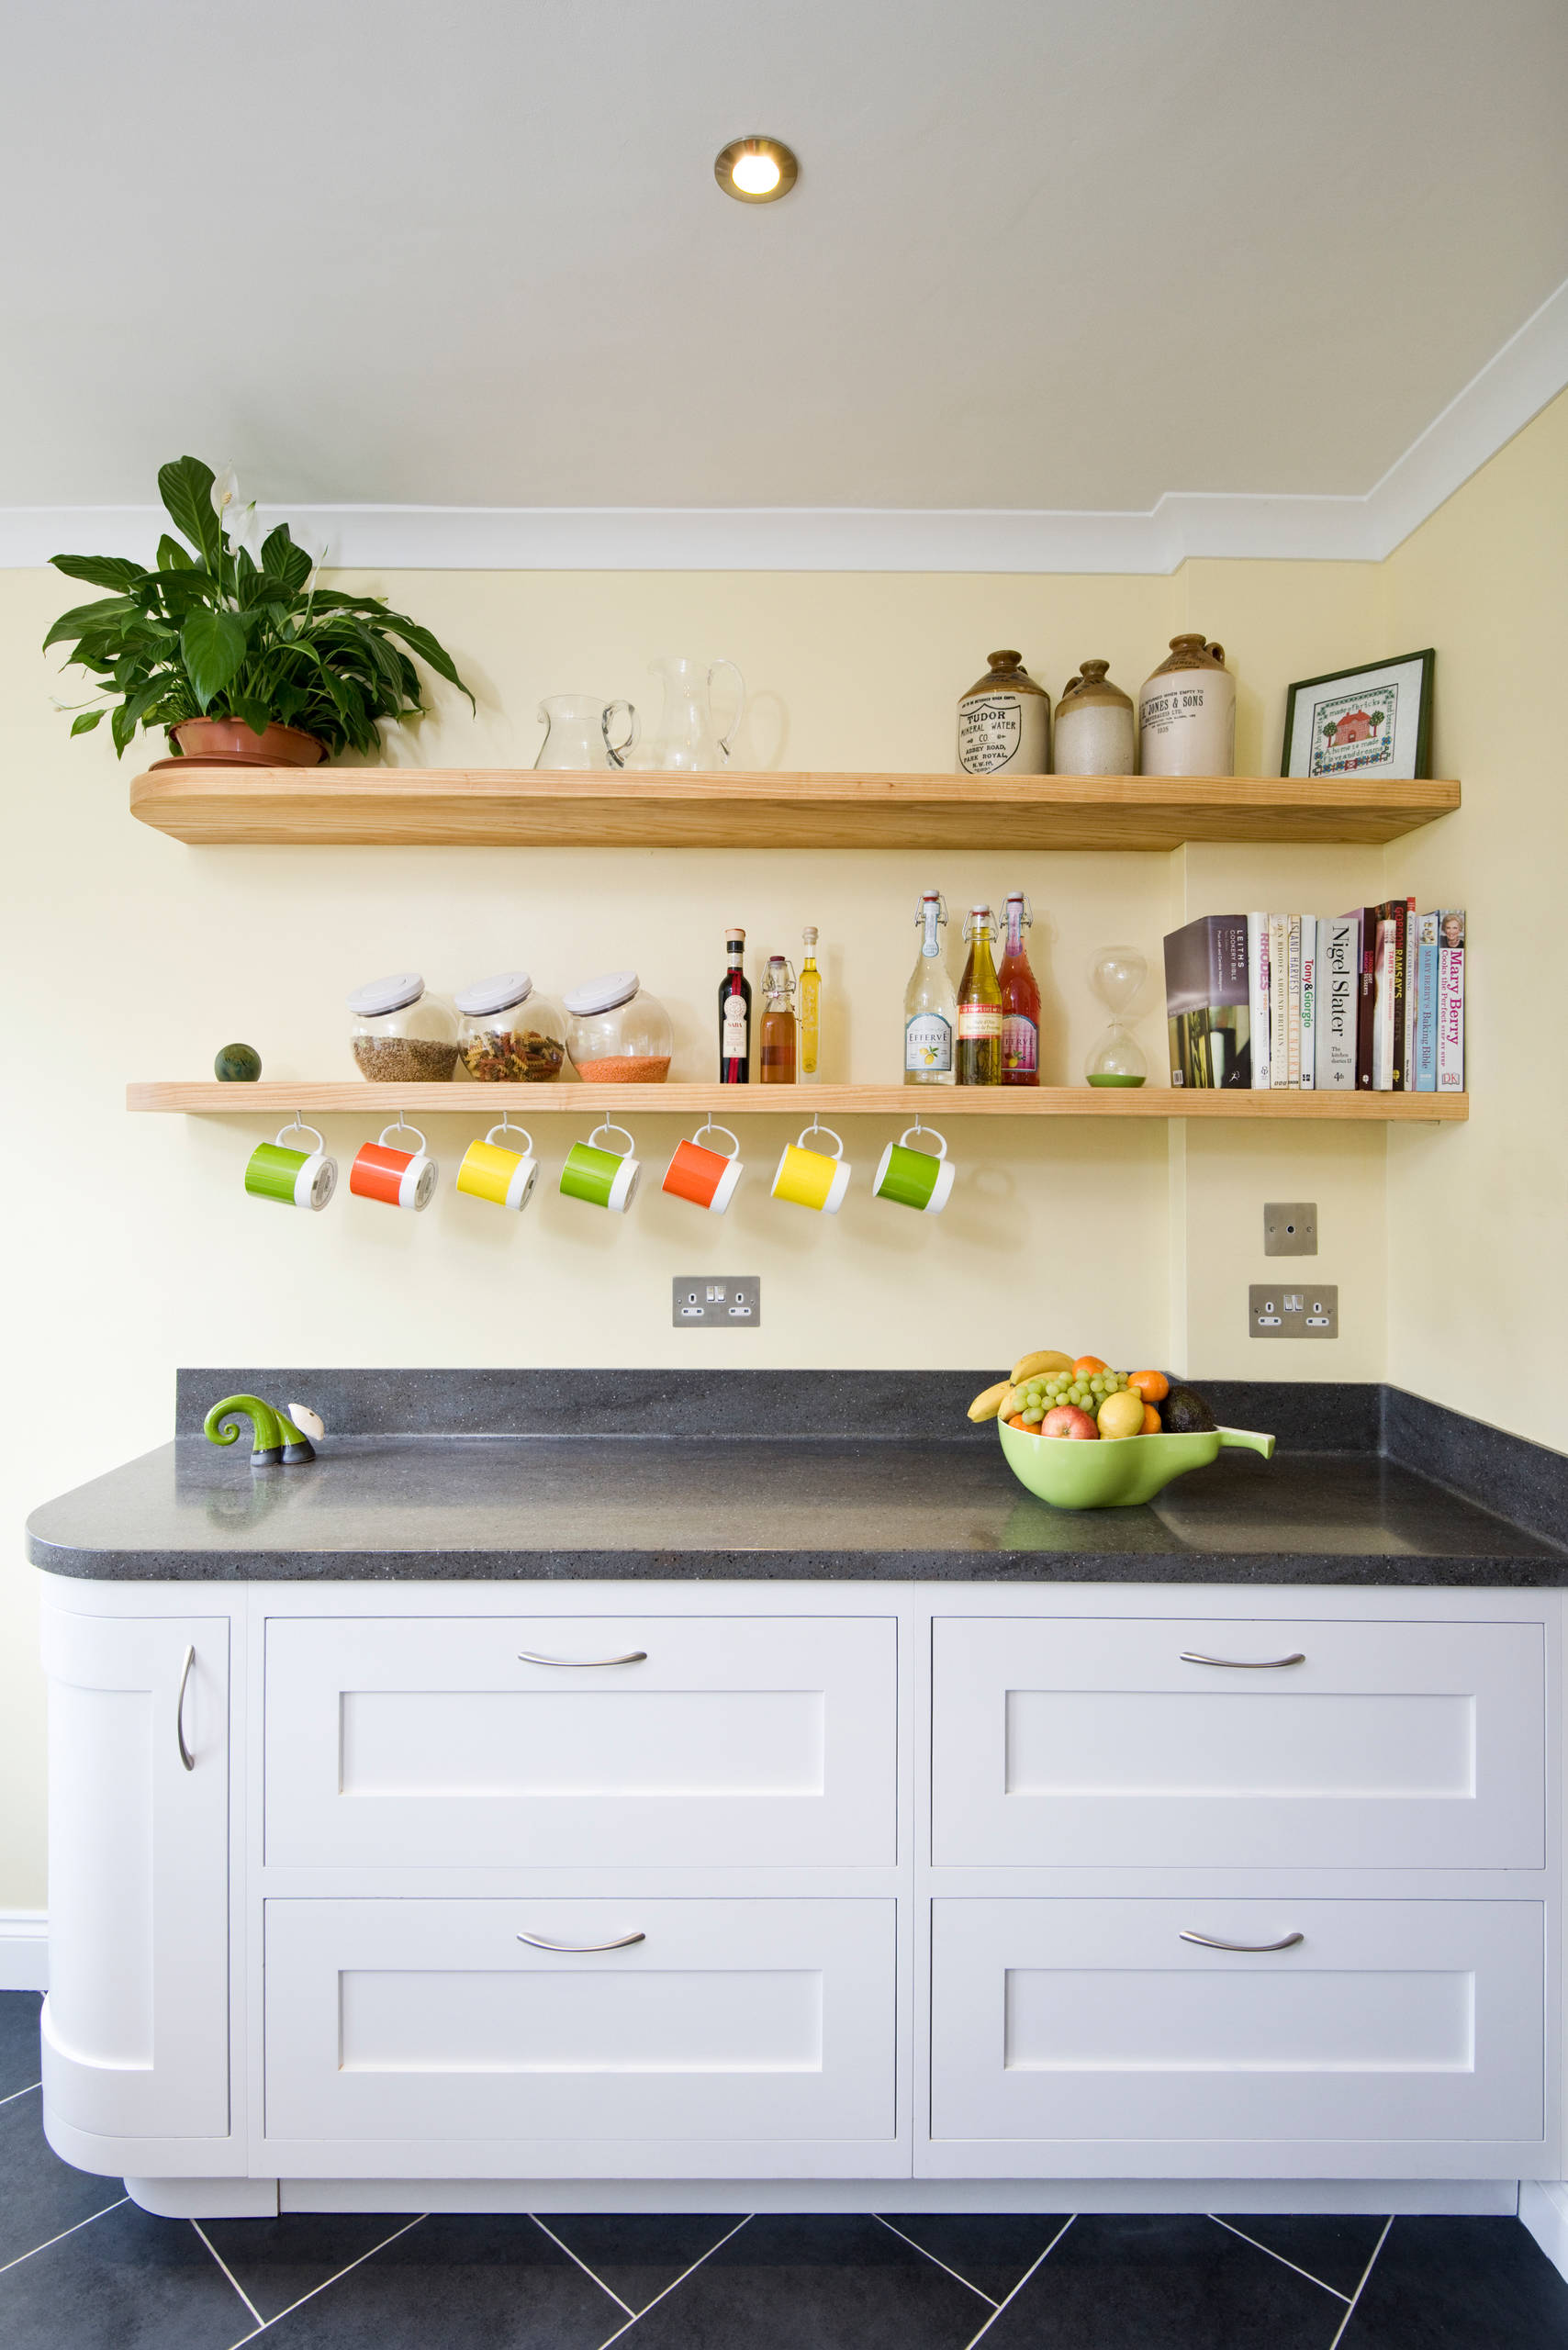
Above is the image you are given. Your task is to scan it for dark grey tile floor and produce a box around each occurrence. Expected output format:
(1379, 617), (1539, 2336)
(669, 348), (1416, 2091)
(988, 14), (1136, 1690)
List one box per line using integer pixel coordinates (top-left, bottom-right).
(5, 1995), (1567, 2346)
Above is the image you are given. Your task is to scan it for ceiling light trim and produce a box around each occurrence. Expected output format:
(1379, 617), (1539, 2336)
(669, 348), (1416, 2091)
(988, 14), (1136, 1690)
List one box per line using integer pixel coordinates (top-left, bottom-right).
(4, 278), (1562, 574)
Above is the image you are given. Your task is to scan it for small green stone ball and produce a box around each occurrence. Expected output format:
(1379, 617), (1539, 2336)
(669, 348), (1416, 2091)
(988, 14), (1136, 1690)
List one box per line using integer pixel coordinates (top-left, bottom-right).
(214, 1042), (263, 1082)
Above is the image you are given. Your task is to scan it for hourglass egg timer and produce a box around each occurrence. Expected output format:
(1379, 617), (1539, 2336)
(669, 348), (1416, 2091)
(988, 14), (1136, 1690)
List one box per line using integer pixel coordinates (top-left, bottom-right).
(1084, 946), (1148, 1088)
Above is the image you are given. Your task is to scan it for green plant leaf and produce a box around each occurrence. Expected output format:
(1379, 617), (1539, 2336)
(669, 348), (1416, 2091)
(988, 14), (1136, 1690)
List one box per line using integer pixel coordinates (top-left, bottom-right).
(69, 709), (105, 735)
(180, 607), (249, 710)
(157, 532), (194, 571)
(380, 614), (475, 705)
(230, 694), (274, 738)
(260, 524), (312, 595)
(42, 594), (140, 651)
(158, 455), (220, 566)
(50, 553), (147, 592)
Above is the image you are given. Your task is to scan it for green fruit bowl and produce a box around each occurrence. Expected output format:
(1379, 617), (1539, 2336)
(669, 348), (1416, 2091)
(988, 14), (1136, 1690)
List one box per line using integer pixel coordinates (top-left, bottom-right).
(997, 1416), (1275, 1508)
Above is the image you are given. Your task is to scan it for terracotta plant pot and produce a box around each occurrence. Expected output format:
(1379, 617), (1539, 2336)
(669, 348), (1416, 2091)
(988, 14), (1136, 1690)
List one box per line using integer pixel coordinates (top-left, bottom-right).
(170, 717), (326, 767)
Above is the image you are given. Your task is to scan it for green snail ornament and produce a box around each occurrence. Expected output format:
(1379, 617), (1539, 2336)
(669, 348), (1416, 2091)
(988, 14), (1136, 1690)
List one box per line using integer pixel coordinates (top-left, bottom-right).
(204, 1394), (317, 1470)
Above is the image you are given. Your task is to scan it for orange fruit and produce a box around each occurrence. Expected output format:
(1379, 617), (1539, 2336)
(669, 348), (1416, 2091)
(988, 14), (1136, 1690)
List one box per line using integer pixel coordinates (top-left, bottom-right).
(1073, 1355), (1108, 1376)
(1128, 1369), (1169, 1403)
(1006, 1414), (1032, 1432)
(1141, 1404), (1162, 1434)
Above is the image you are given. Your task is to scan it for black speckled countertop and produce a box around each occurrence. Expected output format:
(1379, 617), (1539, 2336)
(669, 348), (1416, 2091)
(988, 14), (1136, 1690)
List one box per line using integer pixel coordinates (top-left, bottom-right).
(26, 1366), (1568, 1583)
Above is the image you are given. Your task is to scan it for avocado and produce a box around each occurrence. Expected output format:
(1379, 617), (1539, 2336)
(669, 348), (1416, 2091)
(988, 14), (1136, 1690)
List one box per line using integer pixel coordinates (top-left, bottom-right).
(1161, 1385), (1216, 1435)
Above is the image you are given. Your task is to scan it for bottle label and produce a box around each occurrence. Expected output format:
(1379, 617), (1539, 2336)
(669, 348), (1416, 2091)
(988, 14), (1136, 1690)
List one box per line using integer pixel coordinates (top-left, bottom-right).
(722, 999), (748, 1052)
(958, 693), (1048, 775)
(905, 1012), (952, 1072)
(1002, 1013), (1038, 1073)
(957, 1004), (1002, 1041)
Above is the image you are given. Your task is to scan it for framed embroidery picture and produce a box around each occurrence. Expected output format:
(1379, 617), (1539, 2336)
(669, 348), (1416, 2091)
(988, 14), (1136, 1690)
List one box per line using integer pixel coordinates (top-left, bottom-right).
(1281, 648), (1435, 781)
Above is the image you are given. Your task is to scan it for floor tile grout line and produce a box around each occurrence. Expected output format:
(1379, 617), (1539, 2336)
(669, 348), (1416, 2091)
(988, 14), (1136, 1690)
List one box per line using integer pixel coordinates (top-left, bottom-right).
(528, 2214), (636, 2318)
(224, 2212), (429, 2347)
(871, 2213), (1000, 2306)
(0, 2193), (129, 2277)
(962, 2212), (1078, 2349)
(593, 2212), (756, 2350)
(192, 2219), (266, 2330)
(1206, 2213), (1354, 2303)
(0, 2080), (41, 2107)
(1327, 2214), (1394, 2350)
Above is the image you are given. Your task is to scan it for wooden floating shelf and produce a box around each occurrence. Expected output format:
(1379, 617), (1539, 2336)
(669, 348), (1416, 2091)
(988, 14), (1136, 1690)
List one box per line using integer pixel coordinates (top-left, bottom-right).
(128, 1082), (1467, 1122)
(129, 767), (1461, 852)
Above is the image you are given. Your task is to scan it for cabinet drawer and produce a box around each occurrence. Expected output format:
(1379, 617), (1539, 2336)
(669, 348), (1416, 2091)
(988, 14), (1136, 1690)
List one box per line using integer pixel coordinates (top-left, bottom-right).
(265, 1615), (894, 1868)
(932, 1617), (1543, 1869)
(931, 1897), (1544, 2153)
(264, 1897), (894, 2147)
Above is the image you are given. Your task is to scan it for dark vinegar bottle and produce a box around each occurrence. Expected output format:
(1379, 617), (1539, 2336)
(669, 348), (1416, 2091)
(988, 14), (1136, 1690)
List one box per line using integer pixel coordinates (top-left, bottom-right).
(718, 926), (751, 1081)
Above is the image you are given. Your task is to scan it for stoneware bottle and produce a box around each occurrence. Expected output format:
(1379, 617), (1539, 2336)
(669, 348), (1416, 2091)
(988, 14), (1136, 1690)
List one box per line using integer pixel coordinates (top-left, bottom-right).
(957, 651), (1050, 776)
(1137, 634), (1236, 777)
(1054, 659), (1137, 777)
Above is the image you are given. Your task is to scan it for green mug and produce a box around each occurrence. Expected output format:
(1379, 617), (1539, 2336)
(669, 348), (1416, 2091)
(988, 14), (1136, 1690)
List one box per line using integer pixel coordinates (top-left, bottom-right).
(560, 1122), (641, 1213)
(873, 1125), (955, 1214)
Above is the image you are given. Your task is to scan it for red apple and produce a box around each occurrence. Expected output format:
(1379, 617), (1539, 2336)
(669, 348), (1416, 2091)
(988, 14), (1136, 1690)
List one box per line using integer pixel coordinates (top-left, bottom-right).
(1041, 1404), (1099, 1440)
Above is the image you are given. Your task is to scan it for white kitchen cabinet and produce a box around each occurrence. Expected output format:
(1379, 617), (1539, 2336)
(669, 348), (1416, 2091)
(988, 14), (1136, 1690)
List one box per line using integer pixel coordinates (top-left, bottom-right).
(263, 1897), (895, 2154)
(41, 1605), (230, 2141)
(933, 1615), (1545, 1871)
(931, 1897), (1545, 2156)
(265, 1613), (895, 1870)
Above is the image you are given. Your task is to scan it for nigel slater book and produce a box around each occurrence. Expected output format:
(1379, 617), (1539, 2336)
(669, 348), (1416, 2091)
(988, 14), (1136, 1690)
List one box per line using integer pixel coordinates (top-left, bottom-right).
(1164, 914), (1251, 1088)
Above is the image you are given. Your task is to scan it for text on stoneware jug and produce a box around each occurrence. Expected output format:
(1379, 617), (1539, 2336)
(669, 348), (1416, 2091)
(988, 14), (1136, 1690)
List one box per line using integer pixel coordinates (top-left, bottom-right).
(1137, 635), (1235, 778)
(957, 651), (1050, 776)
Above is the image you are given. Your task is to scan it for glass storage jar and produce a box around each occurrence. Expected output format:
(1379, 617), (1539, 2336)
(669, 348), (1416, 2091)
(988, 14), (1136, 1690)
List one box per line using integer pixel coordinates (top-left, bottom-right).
(563, 971), (673, 1083)
(454, 970), (567, 1081)
(347, 972), (459, 1081)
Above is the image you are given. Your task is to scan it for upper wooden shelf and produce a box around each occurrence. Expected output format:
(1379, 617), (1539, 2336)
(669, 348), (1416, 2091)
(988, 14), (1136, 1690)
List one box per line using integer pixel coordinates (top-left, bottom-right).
(127, 1081), (1466, 1122)
(128, 767), (1461, 851)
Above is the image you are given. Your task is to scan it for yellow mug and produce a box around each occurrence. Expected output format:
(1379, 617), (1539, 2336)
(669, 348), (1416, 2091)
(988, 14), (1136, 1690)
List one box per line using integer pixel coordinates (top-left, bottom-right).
(456, 1123), (538, 1212)
(772, 1124), (851, 1214)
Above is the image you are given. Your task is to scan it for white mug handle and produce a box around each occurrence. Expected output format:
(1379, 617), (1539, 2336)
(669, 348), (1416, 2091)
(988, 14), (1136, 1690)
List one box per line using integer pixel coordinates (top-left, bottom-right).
(799, 1123), (844, 1159)
(693, 1122), (741, 1159)
(486, 1122), (534, 1155)
(380, 1121), (427, 1155)
(588, 1122), (635, 1158)
(277, 1119), (325, 1155)
(900, 1125), (947, 1158)
(710, 658), (745, 762)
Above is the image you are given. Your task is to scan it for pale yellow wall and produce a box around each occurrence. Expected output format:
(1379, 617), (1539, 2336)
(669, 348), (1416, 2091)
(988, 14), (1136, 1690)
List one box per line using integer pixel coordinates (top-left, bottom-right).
(1, 431), (1560, 1913)
(1383, 389), (1568, 1455)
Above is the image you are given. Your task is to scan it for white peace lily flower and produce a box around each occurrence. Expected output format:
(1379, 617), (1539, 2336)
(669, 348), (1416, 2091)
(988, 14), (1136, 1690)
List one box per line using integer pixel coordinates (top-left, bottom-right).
(210, 463), (241, 520)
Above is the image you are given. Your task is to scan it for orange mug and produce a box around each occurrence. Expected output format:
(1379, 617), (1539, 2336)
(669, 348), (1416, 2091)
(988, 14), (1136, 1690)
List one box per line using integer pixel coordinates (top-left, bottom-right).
(349, 1120), (439, 1213)
(663, 1123), (744, 1214)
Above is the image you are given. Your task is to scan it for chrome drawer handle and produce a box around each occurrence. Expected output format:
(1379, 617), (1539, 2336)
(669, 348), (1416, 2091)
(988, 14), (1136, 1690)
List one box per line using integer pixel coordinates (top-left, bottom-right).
(517, 1649), (648, 1668)
(1180, 1930), (1305, 1953)
(1180, 1651), (1305, 1669)
(516, 1930), (645, 1953)
(176, 1644), (196, 1772)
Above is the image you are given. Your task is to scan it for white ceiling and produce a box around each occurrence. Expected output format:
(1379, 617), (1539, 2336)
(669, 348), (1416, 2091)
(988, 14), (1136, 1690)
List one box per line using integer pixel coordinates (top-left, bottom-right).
(3, 0), (1566, 548)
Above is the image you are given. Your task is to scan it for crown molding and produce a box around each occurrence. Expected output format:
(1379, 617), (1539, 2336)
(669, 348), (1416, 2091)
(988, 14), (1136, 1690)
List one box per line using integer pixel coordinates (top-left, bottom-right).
(3, 278), (1563, 575)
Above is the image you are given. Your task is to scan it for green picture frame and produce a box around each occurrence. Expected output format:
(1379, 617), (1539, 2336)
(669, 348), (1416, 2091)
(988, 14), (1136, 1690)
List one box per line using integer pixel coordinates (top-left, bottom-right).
(1280, 648), (1435, 781)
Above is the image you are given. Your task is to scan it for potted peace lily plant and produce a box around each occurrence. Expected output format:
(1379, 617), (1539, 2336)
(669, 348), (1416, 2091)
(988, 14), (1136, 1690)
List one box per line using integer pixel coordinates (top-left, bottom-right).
(44, 454), (472, 765)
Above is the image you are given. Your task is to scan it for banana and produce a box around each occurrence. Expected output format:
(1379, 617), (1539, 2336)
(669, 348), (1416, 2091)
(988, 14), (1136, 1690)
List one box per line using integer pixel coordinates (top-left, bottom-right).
(1011, 1348), (1074, 1382)
(967, 1380), (1012, 1423)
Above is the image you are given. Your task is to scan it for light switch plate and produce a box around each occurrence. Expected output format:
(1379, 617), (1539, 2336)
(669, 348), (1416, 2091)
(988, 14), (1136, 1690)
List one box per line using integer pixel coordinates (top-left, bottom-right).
(1249, 1282), (1338, 1338)
(674, 1277), (761, 1327)
(1263, 1201), (1318, 1256)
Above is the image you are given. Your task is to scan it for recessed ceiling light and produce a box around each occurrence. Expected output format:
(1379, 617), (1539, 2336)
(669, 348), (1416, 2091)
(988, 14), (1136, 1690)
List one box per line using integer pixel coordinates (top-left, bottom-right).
(714, 136), (798, 204)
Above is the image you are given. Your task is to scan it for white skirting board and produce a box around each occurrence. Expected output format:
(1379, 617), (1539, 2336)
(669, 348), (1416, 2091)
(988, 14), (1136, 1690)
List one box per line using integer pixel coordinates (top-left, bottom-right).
(0, 1913), (48, 1992)
(1520, 2180), (1568, 2285)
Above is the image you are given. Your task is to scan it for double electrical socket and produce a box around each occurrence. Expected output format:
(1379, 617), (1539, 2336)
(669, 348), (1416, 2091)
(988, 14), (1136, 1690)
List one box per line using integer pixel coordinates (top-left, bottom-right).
(674, 1277), (761, 1327)
(1249, 1283), (1338, 1338)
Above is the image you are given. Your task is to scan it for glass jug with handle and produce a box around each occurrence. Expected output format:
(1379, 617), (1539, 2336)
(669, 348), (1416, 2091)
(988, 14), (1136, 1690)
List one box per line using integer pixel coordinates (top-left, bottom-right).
(628, 656), (746, 770)
(534, 694), (639, 770)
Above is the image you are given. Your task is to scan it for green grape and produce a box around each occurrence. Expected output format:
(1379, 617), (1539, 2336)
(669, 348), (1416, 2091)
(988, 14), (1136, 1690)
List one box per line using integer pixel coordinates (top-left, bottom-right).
(1023, 1407), (1043, 1424)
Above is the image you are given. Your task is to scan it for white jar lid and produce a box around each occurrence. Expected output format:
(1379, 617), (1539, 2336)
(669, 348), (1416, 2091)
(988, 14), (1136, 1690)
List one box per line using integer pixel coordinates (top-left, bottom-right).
(454, 971), (533, 1016)
(347, 972), (424, 1016)
(564, 970), (639, 1015)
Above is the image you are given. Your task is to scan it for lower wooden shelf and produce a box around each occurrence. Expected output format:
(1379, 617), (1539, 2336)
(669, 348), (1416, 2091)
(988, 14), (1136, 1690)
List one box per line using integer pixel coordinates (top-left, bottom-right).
(127, 1082), (1467, 1121)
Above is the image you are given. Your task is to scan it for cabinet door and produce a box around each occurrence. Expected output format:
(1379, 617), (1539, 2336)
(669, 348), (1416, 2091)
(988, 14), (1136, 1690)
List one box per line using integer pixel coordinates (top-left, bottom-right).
(933, 1616), (1544, 1870)
(42, 1606), (230, 2139)
(264, 1897), (894, 2158)
(265, 1614), (895, 1869)
(931, 1897), (1544, 2161)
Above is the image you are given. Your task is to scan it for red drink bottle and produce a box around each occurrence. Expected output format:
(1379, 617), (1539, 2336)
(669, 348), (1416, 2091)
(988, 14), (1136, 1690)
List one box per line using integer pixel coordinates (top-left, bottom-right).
(999, 891), (1040, 1085)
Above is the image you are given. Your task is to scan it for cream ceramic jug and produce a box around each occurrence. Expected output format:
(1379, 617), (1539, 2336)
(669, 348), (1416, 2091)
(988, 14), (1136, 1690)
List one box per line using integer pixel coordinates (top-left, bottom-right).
(1137, 636), (1236, 777)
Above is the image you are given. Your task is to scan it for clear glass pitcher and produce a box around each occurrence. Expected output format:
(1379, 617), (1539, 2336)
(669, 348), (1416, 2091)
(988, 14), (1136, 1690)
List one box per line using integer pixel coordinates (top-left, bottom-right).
(534, 694), (639, 770)
(626, 656), (745, 770)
